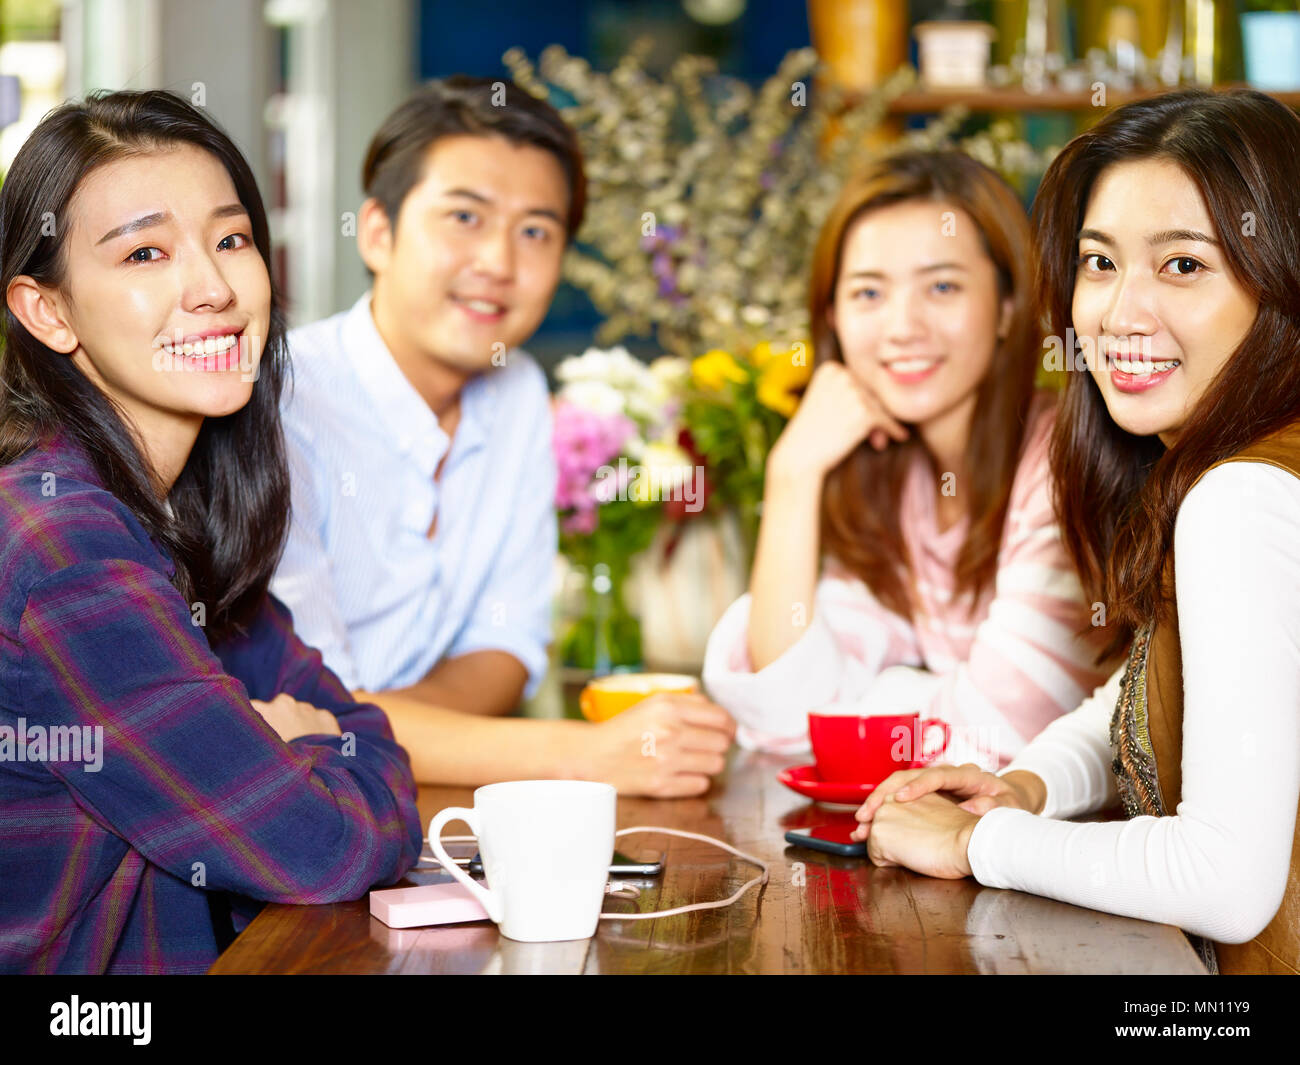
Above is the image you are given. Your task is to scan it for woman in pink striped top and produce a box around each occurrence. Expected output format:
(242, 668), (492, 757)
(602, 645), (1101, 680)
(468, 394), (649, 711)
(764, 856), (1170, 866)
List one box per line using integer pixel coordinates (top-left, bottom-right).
(703, 151), (1116, 769)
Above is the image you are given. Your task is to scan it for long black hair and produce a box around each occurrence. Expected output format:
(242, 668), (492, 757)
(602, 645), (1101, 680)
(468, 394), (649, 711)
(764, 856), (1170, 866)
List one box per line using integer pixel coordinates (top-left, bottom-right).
(1038, 89), (1300, 656)
(0, 89), (291, 644)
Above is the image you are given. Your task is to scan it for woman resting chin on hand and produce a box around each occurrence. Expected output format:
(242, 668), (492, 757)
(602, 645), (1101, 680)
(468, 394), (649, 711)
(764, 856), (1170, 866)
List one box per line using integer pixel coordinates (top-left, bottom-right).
(701, 149), (1116, 771)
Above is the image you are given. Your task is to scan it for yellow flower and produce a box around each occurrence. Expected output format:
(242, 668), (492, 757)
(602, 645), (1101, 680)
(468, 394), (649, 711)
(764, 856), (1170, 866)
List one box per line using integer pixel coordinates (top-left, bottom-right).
(691, 349), (748, 391)
(755, 340), (812, 417)
(749, 340), (778, 369)
(756, 375), (798, 417)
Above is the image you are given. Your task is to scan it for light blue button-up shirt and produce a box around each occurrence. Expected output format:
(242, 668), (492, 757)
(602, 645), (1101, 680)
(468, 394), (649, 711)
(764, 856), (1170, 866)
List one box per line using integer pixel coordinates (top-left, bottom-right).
(271, 292), (557, 698)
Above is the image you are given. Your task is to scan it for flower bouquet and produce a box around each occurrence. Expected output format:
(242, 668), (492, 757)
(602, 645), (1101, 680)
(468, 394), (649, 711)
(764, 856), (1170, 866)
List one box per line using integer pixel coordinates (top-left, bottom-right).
(683, 339), (812, 556)
(552, 346), (701, 671)
(512, 41), (1056, 667)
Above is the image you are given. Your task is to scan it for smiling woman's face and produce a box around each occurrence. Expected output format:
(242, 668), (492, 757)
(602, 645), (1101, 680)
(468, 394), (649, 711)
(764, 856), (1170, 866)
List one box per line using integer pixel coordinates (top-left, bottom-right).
(1073, 157), (1258, 445)
(55, 142), (271, 451)
(829, 199), (1011, 434)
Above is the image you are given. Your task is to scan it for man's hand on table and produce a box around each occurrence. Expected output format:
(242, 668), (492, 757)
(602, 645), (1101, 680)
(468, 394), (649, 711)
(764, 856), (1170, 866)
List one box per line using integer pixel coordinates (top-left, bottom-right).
(849, 763), (1048, 880)
(587, 693), (736, 799)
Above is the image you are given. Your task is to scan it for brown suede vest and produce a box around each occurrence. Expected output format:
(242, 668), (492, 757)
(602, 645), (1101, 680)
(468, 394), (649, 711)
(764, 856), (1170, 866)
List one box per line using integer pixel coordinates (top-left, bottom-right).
(1111, 423), (1300, 975)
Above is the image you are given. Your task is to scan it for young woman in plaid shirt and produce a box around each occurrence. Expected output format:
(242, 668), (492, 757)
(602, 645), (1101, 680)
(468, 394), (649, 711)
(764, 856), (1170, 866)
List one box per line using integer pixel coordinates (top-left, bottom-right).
(0, 91), (423, 974)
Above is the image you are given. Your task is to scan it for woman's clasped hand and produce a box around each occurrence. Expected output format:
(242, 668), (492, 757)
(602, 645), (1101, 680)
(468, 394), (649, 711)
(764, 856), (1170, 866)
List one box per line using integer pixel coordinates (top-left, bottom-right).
(851, 763), (1047, 878)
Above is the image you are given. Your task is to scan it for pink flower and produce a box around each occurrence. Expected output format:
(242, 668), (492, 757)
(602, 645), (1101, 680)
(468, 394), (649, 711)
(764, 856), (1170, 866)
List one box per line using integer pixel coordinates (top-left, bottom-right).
(552, 401), (636, 516)
(561, 507), (599, 536)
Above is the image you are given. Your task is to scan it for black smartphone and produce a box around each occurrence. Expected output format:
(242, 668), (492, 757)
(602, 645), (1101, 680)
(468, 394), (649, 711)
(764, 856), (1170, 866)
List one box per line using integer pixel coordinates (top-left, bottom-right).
(466, 850), (666, 877)
(784, 822), (868, 857)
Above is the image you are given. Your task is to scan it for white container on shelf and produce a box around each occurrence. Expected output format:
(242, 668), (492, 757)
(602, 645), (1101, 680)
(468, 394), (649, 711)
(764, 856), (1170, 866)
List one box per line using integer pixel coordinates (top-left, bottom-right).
(1241, 12), (1300, 92)
(914, 20), (997, 89)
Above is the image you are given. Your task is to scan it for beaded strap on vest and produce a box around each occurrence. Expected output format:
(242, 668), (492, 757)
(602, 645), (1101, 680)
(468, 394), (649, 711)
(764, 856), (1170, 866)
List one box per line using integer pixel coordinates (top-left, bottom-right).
(1109, 620), (1219, 973)
(1109, 623), (1164, 819)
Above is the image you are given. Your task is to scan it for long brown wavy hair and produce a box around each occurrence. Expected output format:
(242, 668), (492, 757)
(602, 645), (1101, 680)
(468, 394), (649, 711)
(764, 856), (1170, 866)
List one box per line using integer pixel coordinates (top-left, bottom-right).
(1039, 89), (1300, 659)
(812, 150), (1042, 621)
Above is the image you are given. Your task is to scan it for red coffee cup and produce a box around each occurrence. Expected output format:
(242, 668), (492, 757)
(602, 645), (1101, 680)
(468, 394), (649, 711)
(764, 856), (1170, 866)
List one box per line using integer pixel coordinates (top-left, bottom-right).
(807, 710), (950, 784)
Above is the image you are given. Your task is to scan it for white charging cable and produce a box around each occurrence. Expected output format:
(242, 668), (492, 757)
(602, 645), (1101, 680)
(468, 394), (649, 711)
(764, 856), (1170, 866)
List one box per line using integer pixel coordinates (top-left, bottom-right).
(419, 827), (769, 920)
(597, 826), (769, 920)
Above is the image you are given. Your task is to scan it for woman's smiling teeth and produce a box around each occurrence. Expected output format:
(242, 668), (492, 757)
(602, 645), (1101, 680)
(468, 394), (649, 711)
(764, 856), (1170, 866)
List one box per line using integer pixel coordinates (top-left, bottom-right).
(159, 333), (240, 357)
(888, 357), (942, 373)
(1109, 356), (1181, 374)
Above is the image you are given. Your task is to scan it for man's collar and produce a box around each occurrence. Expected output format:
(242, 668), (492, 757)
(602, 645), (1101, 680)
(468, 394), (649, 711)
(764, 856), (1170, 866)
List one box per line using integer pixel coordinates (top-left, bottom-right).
(340, 291), (492, 476)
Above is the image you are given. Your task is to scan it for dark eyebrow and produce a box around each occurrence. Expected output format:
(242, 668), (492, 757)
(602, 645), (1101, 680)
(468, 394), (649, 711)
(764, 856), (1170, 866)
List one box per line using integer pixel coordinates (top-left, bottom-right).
(443, 188), (492, 205)
(97, 212), (169, 245)
(1078, 227), (1220, 248)
(846, 262), (969, 281)
(522, 207), (566, 227)
(440, 188), (565, 227)
(96, 203), (248, 246)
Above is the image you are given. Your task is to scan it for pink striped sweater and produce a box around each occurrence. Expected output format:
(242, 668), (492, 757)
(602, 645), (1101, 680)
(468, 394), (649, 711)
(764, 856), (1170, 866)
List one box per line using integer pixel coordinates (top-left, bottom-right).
(702, 392), (1117, 769)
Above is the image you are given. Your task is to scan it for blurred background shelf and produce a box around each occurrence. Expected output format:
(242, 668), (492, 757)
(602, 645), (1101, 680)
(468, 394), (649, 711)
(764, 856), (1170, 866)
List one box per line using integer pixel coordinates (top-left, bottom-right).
(883, 82), (1300, 113)
(8, 0), (1297, 354)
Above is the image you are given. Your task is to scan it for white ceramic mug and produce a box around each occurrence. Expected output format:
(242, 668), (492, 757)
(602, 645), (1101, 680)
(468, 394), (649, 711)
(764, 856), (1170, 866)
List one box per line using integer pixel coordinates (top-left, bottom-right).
(426, 780), (616, 942)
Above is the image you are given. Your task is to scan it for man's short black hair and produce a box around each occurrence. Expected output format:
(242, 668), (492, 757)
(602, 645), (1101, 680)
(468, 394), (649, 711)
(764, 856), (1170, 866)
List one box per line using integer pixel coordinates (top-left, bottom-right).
(361, 75), (586, 241)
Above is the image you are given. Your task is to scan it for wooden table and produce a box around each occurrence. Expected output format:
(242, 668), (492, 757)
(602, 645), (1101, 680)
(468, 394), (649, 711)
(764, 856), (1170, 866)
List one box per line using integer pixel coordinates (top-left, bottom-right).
(210, 749), (1206, 974)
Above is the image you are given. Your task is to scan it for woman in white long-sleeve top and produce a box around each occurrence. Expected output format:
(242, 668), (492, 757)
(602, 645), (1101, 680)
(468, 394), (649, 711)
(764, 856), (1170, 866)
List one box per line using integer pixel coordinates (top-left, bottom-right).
(855, 89), (1300, 976)
(702, 150), (1115, 769)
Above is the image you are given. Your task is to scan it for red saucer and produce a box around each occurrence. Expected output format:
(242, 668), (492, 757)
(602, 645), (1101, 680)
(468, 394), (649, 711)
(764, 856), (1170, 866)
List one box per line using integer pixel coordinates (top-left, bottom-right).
(777, 764), (877, 806)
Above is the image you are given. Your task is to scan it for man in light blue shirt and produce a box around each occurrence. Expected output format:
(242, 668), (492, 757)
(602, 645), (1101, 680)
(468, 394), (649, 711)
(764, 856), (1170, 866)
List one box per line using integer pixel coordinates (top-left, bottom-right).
(276, 291), (555, 698)
(273, 77), (735, 796)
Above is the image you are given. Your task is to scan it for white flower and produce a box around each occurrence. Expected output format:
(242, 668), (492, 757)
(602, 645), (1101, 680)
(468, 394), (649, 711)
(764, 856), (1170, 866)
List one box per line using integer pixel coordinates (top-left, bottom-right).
(556, 346), (649, 391)
(639, 440), (694, 489)
(649, 355), (690, 392)
(558, 379), (626, 416)
(555, 345), (676, 427)
(624, 386), (669, 426)
(622, 433), (648, 461)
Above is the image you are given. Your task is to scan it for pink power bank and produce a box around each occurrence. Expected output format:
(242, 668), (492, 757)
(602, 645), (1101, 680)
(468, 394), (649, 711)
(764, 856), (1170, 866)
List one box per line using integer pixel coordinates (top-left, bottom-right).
(369, 882), (491, 928)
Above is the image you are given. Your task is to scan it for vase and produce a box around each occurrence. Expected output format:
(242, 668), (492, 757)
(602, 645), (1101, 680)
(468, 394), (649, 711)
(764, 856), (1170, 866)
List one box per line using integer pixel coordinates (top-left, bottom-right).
(558, 562), (644, 675)
(630, 510), (751, 674)
(807, 0), (907, 91)
(807, 0), (909, 148)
